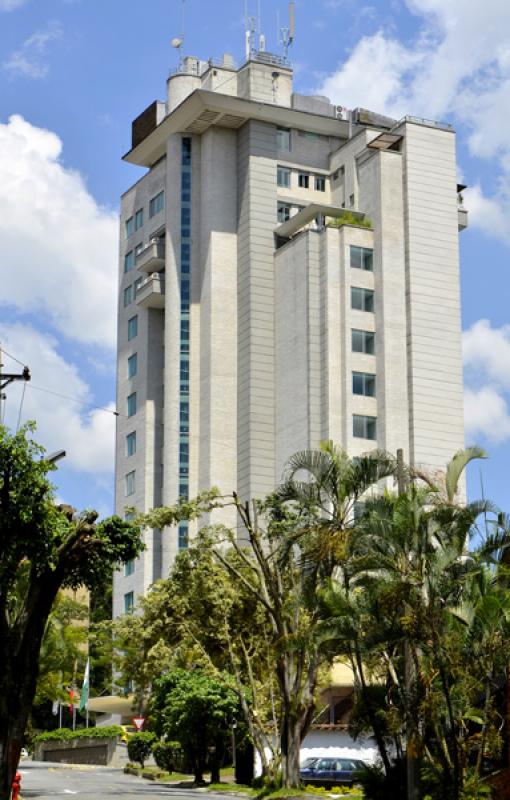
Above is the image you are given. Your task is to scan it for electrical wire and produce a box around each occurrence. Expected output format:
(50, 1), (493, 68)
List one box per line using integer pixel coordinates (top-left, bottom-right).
(27, 384), (122, 418)
(16, 382), (26, 433)
(0, 347), (27, 368)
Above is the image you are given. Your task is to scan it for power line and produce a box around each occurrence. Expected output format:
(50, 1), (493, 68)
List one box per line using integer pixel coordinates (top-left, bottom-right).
(0, 347), (27, 368)
(27, 384), (122, 418)
(16, 382), (26, 433)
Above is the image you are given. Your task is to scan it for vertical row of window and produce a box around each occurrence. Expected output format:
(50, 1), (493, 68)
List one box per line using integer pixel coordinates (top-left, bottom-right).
(349, 246), (377, 441)
(121, 192), (165, 608)
(178, 137), (192, 551)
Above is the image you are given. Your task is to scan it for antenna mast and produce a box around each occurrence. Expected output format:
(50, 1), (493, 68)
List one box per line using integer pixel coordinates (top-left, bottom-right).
(279, 0), (295, 61)
(244, 0), (261, 60)
(171, 0), (187, 68)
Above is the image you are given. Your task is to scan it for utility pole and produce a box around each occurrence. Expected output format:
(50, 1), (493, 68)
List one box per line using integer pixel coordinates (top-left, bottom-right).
(0, 343), (31, 424)
(397, 448), (419, 800)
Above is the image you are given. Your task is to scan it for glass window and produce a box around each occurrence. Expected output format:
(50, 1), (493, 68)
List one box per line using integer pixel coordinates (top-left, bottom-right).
(351, 287), (374, 313)
(127, 315), (138, 341)
(135, 242), (144, 256)
(350, 246), (373, 271)
(126, 431), (136, 457)
(353, 372), (376, 397)
(179, 483), (188, 499)
(353, 414), (377, 440)
(277, 166), (291, 188)
(124, 559), (135, 577)
(125, 470), (136, 496)
(276, 127), (291, 151)
(124, 250), (134, 272)
(125, 217), (134, 237)
(182, 137), (192, 166)
(277, 202), (291, 223)
(352, 329), (375, 354)
(127, 392), (137, 417)
(127, 353), (137, 379)
(149, 190), (165, 218)
(124, 591), (134, 613)
(298, 172), (309, 189)
(135, 208), (144, 230)
(315, 175), (326, 192)
(134, 277), (143, 292)
(178, 522), (189, 550)
(123, 285), (133, 307)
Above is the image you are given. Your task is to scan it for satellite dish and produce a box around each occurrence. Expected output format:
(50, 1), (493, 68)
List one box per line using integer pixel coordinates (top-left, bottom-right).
(171, 37), (183, 48)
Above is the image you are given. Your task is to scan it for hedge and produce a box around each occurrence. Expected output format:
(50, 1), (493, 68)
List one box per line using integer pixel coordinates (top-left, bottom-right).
(35, 725), (123, 743)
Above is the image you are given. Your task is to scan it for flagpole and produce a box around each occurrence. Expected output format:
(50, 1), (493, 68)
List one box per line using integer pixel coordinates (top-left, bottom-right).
(59, 702), (62, 729)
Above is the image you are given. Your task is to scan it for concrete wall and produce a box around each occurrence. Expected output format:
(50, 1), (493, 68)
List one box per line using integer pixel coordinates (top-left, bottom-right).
(198, 127), (238, 527)
(237, 120), (277, 502)
(399, 121), (465, 471)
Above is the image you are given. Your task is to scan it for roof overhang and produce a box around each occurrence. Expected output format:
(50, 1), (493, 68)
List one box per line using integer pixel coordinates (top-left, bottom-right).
(274, 204), (366, 240)
(88, 695), (136, 715)
(367, 131), (403, 151)
(123, 90), (352, 167)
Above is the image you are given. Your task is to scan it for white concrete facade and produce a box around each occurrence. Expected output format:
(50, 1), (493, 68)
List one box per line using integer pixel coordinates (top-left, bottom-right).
(113, 51), (467, 615)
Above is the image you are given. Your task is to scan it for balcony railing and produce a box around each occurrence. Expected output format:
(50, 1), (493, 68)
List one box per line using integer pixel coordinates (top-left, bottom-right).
(136, 238), (165, 273)
(136, 273), (165, 309)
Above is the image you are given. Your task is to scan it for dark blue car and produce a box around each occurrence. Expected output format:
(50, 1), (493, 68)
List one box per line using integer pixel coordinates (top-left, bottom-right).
(300, 756), (366, 786)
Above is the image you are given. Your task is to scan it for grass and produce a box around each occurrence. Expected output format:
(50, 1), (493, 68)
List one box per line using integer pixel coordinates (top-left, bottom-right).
(208, 783), (258, 795)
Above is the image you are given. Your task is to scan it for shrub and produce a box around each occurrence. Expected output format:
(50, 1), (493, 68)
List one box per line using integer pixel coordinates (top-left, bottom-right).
(35, 725), (123, 743)
(127, 732), (157, 768)
(327, 211), (373, 229)
(152, 741), (180, 773)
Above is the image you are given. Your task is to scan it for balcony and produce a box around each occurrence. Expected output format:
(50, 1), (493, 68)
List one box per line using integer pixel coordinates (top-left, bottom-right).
(458, 208), (468, 231)
(136, 238), (165, 273)
(136, 273), (165, 309)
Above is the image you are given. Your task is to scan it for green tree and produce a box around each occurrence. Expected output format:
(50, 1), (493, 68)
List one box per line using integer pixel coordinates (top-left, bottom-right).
(318, 448), (510, 800)
(0, 424), (143, 799)
(142, 443), (396, 788)
(98, 541), (280, 780)
(151, 669), (241, 784)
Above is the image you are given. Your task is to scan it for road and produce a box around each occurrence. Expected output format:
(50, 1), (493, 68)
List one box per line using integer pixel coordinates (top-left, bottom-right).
(19, 762), (231, 800)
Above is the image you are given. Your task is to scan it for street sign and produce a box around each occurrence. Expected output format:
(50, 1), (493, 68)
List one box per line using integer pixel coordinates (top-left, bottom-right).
(132, 717), (145, 731)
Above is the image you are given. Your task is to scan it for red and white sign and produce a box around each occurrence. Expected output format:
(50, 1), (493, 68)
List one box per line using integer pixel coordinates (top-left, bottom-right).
(132, 717), (145, 731)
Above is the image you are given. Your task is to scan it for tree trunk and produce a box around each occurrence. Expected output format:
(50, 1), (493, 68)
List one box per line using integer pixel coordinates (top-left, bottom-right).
(280, 710), (302, 789)
(0, 574), (59, 799)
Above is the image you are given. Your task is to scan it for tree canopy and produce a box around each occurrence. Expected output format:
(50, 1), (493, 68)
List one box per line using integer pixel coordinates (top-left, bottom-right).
(0, 423), (143, 798)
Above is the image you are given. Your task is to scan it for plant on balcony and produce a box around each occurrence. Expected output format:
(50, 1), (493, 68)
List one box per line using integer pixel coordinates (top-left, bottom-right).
(327, 211), (372, 229)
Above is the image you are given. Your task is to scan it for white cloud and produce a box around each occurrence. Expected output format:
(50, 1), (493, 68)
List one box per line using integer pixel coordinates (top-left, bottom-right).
(0, 0), (28, 9)
(0, 115), (117, 348)
(464, 387), (510, 444)
(463, 320), (510, 444)
(315, 0), (510, 244)
(3, 22), (62, 79)
(0, 323), (115, 474)
(463, 320), (510, 389)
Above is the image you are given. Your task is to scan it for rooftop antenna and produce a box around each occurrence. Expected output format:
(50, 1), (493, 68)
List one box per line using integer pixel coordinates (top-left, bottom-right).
(279, 0), (295, 60)
(244, 0), (261, 60)
(171, 0), (187, 68)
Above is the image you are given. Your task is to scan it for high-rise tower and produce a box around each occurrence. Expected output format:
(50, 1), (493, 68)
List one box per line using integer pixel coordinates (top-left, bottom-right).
(113, 44), (467, 616)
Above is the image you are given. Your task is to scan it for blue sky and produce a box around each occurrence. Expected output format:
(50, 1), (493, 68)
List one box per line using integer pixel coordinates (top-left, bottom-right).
(0, 0), (509, 518)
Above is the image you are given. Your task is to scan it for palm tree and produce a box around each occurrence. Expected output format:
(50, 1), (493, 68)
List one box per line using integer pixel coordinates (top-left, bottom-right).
(317, 447), (510, 800)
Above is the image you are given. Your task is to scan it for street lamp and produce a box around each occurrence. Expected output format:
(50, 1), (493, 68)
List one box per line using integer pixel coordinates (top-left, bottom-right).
(46, 450), (66, 465)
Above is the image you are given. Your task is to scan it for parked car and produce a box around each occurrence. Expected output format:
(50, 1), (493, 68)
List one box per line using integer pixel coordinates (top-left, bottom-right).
(300, 756), (366, 786)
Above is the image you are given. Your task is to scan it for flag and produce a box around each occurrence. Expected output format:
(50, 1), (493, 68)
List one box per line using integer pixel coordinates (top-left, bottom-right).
(52, 700), (59, 716)
(68, 688), (75, 714)
(79, 659), (90, 712)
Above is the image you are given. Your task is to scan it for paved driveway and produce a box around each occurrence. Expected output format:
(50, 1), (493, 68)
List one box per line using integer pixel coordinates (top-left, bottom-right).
(20, 762), (229, 800)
